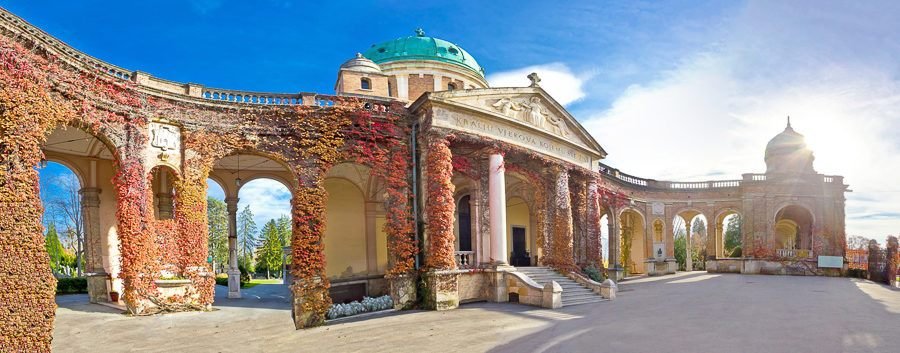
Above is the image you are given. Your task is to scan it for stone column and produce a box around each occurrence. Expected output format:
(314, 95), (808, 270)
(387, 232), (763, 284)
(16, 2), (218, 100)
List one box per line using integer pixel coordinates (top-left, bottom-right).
(608, 207), (623, 280)
(156, 170), (173, 219)
(81, 186), (106, 303)
(225, 197), (241, 299)
(546, 167), (575, 270)
(488, 152), (508, 266)
(586, 180), (602, 268)
(685, 219), (693, 272)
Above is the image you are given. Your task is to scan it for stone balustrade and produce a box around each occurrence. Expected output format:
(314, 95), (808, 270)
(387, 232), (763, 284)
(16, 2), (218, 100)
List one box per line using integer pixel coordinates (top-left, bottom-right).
(454, 251), (474, 268)
(776, 248), (813, 258)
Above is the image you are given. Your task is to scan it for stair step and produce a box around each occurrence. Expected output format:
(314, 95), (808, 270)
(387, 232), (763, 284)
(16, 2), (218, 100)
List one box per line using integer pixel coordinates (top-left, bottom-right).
(563, 299), (605, 307)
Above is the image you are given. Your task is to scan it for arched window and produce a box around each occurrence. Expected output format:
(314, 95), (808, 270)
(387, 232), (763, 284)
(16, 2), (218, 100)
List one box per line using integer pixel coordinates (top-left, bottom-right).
(447, 82), (457, 91)
(360, 77), (371, 90)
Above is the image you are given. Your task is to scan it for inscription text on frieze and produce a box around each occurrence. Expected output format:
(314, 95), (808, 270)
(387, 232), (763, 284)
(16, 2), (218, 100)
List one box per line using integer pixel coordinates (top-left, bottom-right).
(435, 109), (595, 170)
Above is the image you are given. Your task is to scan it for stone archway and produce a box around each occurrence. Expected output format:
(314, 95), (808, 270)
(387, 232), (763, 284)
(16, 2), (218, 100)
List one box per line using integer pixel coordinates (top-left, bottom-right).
(619, 208), (646, 276)
(42, 125), (122, 305)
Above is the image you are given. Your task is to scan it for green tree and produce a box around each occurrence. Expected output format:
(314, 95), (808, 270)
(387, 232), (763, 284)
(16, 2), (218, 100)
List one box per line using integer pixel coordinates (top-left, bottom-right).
(724, 214), (743, 256)
(276, 214), (291, 247)
(45, 223), (65, 273)
(256, 220), (284, 279)
(237, 205), (258, 262)
(207, 197), (229, 273)
(691, 218), (707, 270)
(674, 230), (686, 271)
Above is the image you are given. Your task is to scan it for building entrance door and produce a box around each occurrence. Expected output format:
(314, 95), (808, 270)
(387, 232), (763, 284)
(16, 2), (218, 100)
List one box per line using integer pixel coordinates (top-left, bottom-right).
(511, 226), (529, 266)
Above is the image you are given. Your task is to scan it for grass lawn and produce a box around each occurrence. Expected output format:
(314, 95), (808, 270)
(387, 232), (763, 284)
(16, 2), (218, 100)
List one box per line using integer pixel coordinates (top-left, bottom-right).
(242, 278), (283, 288)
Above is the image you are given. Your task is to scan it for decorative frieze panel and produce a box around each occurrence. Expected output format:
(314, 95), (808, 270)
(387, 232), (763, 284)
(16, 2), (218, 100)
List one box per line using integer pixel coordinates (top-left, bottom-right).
(432, 107), (596, 170)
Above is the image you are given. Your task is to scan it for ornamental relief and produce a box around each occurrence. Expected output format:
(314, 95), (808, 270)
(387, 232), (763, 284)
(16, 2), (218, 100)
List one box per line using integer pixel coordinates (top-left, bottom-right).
(488, 97), (573, 138)
(147, 121), (182, 172)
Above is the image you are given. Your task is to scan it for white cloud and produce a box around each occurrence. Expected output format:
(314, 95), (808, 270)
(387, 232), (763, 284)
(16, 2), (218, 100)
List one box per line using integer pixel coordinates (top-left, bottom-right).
(581, 1), (900, 243)
(487, 63), (591, 106)
(237, 178), (292, 227)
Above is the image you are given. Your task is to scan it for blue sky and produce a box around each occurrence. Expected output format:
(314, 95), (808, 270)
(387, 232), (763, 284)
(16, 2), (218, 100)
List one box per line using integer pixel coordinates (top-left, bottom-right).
(20, 1), (899, 242)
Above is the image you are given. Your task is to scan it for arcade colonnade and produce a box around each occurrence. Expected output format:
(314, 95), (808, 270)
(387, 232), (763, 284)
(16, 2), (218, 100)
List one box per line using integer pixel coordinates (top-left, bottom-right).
(0, 7), (849, 352)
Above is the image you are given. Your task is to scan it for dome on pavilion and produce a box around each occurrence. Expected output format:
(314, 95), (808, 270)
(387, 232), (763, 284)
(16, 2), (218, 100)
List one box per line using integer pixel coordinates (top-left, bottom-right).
(362, 28), (485, 78)
(765, 117), (816, 175)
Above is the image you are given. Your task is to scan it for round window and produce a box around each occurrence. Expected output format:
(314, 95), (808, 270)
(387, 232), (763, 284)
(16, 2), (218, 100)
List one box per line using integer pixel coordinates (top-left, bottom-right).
(448, 47), (459, 55)
(378, 48), (386, 53)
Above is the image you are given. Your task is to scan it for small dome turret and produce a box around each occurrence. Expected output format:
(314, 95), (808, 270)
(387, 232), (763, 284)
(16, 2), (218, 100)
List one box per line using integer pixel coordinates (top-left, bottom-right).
(339, 53), (383, 74)
(765, 117), (816, 175)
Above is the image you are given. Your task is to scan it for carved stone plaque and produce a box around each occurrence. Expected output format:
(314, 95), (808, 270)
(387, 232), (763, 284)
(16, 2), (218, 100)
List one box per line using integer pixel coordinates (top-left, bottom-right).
(651, 202), (665, 216)
(147, 122), (182, 171)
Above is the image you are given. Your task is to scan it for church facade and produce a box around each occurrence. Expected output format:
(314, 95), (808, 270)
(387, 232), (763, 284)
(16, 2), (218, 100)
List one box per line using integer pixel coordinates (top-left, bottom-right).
(0, 7), (848, 351)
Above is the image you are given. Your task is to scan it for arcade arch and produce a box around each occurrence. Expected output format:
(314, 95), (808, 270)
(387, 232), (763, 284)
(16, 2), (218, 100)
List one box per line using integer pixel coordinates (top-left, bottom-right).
(322, 162), (390, 303)
(41, 125), (121, 304)
(673, 209), (709, 272)
(619, 209), (646, 275)
(774, 205), (815, 255)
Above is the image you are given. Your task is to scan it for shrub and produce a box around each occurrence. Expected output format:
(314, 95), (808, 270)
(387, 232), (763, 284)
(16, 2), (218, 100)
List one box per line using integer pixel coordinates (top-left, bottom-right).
(582, 264), (604, 282)
(56, 277), (87, 294)
(214, 274), (250, 288)
(326, 295), (393, 320)
(730, 246), (742, 258)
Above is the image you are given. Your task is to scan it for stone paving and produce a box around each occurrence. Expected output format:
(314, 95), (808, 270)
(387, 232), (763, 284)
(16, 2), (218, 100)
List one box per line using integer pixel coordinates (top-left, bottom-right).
(52, 272), (899, 353)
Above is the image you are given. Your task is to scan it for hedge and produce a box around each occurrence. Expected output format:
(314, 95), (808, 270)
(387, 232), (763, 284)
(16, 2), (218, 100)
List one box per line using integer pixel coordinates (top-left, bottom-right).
(56, 277), (87, 295)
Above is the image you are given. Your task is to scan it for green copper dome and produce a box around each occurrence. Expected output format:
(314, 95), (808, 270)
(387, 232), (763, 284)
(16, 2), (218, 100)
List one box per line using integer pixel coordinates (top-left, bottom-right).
(363, 29), (485, 77)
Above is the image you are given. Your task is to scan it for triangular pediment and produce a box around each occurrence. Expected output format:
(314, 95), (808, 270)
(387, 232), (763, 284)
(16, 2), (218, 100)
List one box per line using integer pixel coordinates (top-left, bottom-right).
(418, 87), (606, 158)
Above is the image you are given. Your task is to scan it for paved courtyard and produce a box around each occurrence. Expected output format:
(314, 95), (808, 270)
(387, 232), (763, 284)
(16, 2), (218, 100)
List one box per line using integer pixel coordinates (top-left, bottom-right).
(53, 273), (899, 352)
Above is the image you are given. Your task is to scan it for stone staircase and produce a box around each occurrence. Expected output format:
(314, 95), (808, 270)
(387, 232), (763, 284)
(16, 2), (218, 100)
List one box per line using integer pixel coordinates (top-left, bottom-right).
(516, 267), (605, 307)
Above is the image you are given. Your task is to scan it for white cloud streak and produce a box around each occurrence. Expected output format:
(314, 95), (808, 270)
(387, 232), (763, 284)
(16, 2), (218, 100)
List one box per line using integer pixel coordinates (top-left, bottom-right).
(487, 63), (592, 106)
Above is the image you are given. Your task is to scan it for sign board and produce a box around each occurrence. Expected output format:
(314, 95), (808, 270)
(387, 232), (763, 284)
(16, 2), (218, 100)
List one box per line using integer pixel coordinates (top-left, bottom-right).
(817, 256), (843, 268)
(653, 243), (666, 260)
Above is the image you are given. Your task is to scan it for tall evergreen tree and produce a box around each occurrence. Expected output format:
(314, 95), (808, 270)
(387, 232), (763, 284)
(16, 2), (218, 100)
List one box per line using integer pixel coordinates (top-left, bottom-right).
(275, 214), (291, 247)
(207, 197), (229, 273)
(45, 223), (64, 273)
(237, 205), (258, 260)
(257, 219), (283, 279)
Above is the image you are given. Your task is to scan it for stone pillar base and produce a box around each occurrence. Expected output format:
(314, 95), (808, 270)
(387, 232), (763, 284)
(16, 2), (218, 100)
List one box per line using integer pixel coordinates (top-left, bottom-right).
(609, 266), (625, 281)
(227, 269), (241, 299)
(388, 274), (417, 310)
(488, 266), (515, 303)
(423, 271), (459, 311)
(663, 258), (677, 274)
(541, 281), (562, 309)
(291, 276), (329, 329)
(86, 273), (109, 303)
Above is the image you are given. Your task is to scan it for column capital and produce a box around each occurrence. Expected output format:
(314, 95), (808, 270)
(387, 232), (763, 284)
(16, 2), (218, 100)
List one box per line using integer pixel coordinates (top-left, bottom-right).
(79, 187), (101, 207)
(225, 197), (239, 213)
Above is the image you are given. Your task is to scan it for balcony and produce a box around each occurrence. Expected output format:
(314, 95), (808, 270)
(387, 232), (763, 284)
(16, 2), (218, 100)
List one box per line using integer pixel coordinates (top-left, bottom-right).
(455, 251), (475, 268)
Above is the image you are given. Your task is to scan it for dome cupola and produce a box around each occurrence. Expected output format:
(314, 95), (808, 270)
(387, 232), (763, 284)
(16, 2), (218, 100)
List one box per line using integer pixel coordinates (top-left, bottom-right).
(363, 28), (485, 79)
(765, 117), (816, 175)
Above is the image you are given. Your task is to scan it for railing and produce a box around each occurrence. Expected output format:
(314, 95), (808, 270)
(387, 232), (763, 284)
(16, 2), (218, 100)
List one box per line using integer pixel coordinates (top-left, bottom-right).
(203, 89), (306, 106)
(455, 251), (474, 268)
(598, 163), (649, 187)
(776, 249), (813, 258)
(599, 162), (742, 190)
